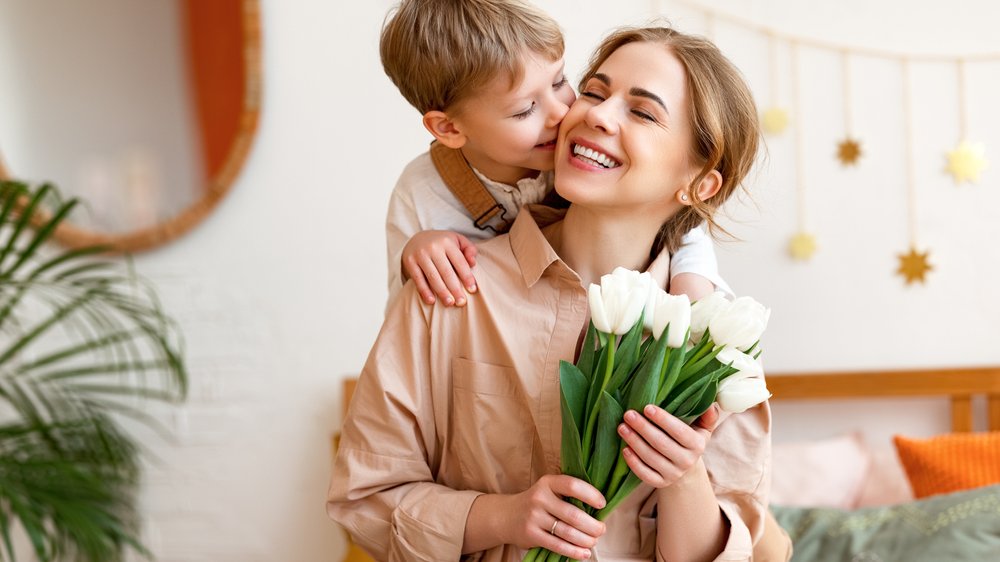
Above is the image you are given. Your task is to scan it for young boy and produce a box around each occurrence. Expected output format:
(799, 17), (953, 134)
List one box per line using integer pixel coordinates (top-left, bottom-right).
(380, 0), (731, 309)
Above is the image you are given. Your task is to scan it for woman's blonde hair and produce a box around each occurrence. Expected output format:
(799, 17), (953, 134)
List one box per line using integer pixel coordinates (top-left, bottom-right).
(579, 26), (760, 256)
(380, 0), (564, 114)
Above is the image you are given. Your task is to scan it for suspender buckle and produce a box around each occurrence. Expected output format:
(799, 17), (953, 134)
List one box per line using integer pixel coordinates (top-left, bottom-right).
(474, 204), (509, 234)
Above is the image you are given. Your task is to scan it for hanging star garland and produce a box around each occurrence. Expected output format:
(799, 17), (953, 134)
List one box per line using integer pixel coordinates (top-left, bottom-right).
(788, 232), (817, 260)
(945, 140), (989, 184)
(836, 138), (863, 166)
(896, 247), (933, 284)
(761, 107), (789, 134)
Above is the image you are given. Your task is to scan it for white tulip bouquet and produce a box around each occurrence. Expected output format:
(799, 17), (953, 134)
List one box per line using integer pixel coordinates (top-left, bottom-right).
(523, 268), (771, 562)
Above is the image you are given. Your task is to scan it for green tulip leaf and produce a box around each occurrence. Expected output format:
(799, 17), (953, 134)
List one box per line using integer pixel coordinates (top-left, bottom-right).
(663, 374), (710, 415)
(585, 345), (611, 415)
(559, 361), (589, 434)
(589, 391), (624, 491)
(679, 375), (719, 424)
(576, 323), (598, 378)
(657, 344), (684, 403)
(607, 312), (645, 391)
(559, 390), (588, 482)
(596, 472), (643, 521)
(625, 334), (667, 414)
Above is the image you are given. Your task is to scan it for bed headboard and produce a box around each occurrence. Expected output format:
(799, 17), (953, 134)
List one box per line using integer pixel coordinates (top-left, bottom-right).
(767, 367), (1000, 432)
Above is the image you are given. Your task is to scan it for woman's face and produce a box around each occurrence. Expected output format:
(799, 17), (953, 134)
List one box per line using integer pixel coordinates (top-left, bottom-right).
(554, 41), (698, 218)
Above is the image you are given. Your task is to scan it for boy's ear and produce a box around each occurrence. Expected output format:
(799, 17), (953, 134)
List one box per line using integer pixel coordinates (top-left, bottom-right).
(422, 111), (467, 149)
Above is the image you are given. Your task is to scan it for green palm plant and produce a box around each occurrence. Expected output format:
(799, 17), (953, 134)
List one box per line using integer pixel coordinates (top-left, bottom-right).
(0, 181), (187, 561)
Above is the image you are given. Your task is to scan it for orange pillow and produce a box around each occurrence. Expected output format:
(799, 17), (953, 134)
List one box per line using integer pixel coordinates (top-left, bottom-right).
(893, 432), (1000, 498)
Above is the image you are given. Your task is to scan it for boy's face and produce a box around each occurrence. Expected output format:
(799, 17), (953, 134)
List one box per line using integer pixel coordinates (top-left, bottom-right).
(448, 51), (576, 185)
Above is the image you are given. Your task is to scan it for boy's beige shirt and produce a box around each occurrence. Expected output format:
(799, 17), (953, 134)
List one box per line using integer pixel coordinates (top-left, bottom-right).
(332, 205), (770, 562)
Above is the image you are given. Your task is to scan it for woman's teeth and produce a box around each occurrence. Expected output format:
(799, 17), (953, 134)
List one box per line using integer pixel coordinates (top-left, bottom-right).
(572, 144), (621, 168)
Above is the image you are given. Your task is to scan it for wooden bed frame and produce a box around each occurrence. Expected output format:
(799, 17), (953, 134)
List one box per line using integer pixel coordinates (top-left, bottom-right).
(767, 366), (1000, 432)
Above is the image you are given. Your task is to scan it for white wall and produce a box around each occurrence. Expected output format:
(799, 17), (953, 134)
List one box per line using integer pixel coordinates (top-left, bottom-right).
(19, 0), (996, 560)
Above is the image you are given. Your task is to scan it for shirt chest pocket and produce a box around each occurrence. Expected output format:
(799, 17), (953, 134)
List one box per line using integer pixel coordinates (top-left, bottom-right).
(449, 357), (534, 493)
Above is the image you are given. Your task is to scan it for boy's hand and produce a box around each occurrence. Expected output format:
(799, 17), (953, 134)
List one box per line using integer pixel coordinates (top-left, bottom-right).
(401, 230), (478, 306)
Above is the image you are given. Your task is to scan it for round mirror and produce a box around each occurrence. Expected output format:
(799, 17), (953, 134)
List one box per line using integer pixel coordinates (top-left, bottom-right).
(0, 0), (261, 252)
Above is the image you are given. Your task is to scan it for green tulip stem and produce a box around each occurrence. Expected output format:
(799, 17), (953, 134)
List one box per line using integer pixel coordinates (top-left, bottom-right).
(583, 336), (615, 457)
(522, 547), (542, 562)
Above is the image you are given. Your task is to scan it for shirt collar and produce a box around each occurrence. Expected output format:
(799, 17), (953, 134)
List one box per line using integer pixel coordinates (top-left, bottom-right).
(508, 205), (576, 288)
(472, 168), (552, 200)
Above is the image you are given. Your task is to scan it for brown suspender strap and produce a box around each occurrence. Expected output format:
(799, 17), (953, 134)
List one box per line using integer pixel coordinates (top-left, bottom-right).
(428, 141), (510, 233)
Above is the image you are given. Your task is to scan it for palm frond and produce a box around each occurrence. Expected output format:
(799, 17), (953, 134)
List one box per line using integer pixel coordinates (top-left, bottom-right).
(0, 181), (186, 561)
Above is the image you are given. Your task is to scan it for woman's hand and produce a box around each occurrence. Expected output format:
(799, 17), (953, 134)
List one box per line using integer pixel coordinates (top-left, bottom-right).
(617, 404), (719, 488)
(501, 474), (607, 560)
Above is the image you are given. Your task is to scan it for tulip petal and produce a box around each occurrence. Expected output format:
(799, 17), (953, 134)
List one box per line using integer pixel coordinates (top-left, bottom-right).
(589, 283), (611, 333)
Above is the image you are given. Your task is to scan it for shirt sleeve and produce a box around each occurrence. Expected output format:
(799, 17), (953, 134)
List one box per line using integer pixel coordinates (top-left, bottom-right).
(670, 227), (734, 297)
(385, 180), (423, 307)
(704, 401), (773, 561)
(327, 286), (483, 562)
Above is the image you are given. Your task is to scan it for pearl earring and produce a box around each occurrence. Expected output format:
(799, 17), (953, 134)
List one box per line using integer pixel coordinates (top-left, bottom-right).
(681, 194), (689, 202)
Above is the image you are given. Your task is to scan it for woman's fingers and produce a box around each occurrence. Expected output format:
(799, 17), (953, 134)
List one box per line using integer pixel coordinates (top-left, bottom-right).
(538, 521), (595, 560)
(547, 474), (607, 513)
(618, 405), (715, 487)
(513, 475), (606, 559)
(544, 475), (606, 543)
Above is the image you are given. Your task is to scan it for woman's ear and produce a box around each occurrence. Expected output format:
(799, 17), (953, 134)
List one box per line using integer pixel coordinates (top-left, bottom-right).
(689, 170), (723, 204)
(422, 111), (467, 149)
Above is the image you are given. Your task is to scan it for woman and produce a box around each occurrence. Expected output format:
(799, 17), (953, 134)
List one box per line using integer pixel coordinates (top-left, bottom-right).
(329, 26), (771, 562)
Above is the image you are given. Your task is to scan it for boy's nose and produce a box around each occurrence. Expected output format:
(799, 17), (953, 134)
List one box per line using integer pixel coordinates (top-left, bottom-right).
(543, 90), (574, 128)
(545, 101), (570, 128)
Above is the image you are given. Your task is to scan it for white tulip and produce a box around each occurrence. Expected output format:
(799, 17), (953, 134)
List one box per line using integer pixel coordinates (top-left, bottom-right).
(717, 376), (771, 413)
(588, 267), (652, 335)
(689, 291), (731, 344)
(707, 296), (770, 351)
(715, 346), (764, 379)
(645, 288), (691, 348)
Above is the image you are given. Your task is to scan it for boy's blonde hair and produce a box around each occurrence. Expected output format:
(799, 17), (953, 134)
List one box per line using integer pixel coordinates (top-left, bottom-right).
(579, 26), (761, 256)
(380, 0), (564, 114)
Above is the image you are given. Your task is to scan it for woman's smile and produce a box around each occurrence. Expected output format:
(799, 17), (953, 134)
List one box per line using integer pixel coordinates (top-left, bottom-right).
(569, 139), (622, 169)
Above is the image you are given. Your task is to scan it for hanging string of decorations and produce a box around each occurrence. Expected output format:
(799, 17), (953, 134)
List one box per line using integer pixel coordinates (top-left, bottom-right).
(651, 0), (995, 285)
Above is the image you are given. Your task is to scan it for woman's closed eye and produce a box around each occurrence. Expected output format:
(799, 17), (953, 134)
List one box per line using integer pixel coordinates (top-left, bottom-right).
(631, 108), (656, 122)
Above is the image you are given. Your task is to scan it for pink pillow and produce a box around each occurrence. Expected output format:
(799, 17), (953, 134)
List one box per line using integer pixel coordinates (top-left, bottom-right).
(855, 444), (914, 507)
(770, 433), (871, 508)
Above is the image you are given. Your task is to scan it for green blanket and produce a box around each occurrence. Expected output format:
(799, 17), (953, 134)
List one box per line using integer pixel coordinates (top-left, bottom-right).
(771, 485), (1000, 561)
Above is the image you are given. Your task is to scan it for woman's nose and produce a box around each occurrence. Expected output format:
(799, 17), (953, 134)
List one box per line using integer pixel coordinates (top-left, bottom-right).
(584, 100), (618, 135)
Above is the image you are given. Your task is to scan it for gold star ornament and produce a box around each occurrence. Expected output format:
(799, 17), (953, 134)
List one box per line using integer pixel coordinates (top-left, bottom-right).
(836, 137), (863, 166)
(945, 140), (988, 185)
(761, 107), (789, 135)
(788, 232), (817, 260)
(896, 247), (933, 285)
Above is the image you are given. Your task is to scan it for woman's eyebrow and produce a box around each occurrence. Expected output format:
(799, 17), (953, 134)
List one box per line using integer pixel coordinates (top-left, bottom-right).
(590, 73), (668, 114)
(629, 87), (668, 114)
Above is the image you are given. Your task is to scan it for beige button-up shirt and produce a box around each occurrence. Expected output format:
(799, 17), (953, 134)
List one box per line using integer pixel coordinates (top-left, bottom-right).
(329, 206), (771, 562)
